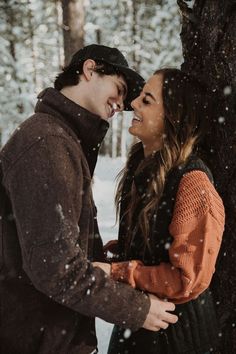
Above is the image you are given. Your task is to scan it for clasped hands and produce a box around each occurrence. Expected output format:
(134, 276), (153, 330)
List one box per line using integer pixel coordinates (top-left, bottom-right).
(93, 239), (178, 332)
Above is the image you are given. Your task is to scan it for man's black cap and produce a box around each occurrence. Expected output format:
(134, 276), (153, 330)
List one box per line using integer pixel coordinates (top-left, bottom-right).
(69, 44), (145, 111)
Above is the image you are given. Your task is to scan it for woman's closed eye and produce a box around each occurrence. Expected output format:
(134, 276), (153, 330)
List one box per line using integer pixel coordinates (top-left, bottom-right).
(117, 86), (122, 96)
(143, 97), (150, 105)
(117, 84), (126, 98)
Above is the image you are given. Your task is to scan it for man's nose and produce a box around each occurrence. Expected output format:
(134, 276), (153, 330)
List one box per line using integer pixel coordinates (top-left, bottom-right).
(115, 97), (124, 112)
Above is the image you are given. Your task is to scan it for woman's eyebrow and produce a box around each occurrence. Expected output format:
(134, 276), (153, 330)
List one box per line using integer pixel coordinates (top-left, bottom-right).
(144, 92), (156, 101)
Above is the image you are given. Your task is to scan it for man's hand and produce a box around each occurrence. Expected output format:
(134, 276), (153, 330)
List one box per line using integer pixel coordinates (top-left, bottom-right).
(143, 294), (178, 331)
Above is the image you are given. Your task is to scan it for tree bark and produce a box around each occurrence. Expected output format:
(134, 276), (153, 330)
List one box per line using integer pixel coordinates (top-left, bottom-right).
(178, 0), (236, 351)
(61, 0), (85, 66)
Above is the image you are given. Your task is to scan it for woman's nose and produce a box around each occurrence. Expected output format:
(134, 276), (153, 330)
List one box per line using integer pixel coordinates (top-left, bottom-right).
(131, 97), (138, 110)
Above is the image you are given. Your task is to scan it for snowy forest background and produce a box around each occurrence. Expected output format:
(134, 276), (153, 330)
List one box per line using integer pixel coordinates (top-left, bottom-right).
(0, 0), (183, 155)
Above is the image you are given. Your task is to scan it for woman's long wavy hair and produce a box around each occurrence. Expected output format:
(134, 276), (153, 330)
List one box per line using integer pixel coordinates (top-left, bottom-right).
(115, 68), (212, 252)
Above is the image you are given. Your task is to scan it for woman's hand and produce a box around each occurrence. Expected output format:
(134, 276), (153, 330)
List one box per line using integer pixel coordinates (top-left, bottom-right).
(93, 262), (111, 275)
(143, 294), (178, 331)
(103, 239), (119, 257)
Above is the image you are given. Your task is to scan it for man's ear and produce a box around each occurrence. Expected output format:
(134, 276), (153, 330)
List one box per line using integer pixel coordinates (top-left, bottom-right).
(82, 59), (96, 81)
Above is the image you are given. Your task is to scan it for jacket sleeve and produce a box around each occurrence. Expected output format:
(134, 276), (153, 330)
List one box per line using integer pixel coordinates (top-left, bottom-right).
(111, 171), (225, 304)
(3, 134), (150, 330)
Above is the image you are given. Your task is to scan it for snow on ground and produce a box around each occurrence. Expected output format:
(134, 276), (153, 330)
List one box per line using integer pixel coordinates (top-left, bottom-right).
(93, 155), (126, 354)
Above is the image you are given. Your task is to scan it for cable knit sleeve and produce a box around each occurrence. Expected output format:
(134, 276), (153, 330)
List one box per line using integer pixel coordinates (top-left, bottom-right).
(111, 171), (225, 304)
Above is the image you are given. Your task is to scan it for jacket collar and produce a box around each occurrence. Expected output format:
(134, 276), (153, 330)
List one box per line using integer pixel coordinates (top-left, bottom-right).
(35, 87), (109, 175)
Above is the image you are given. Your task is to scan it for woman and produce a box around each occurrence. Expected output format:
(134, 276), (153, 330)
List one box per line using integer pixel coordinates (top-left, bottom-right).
(95, 68), (225, 354)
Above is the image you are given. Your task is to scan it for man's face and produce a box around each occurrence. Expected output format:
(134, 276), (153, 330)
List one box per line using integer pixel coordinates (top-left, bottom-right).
(85, 73), (127, 120)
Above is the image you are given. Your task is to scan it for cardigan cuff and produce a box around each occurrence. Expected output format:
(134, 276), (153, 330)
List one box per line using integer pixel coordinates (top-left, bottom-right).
(111, 260), (143, 288)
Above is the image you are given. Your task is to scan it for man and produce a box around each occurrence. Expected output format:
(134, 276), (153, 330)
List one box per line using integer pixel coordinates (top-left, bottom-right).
(0, 44), (177, 354)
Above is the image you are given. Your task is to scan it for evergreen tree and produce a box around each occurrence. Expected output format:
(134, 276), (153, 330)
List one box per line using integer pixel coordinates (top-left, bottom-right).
(0, 0), (62, 145)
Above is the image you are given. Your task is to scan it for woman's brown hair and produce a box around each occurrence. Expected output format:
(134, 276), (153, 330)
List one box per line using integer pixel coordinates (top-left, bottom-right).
(115, 68), (212, 253)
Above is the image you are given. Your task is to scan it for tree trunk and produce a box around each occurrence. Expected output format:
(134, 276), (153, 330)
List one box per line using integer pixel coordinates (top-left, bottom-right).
(178, 0), (236, 351)
(61, 0), (85, 66)
(27, 0), (37, 87)
(131, 0), (140, 71)
(55, 0), (64, 70)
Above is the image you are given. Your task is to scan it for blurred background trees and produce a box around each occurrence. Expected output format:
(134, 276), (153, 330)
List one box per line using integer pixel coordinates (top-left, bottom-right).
(0, 0), (63, 143)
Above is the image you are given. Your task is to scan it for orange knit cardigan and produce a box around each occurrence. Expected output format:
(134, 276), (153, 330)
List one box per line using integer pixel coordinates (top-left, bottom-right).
(111, 171), (225, 304)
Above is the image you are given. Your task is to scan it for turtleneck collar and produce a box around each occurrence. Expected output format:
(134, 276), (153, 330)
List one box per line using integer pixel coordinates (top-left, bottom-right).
(35, 87), (109, 175)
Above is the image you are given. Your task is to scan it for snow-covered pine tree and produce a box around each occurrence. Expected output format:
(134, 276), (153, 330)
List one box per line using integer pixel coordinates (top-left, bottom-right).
(0, 0), (62, 146)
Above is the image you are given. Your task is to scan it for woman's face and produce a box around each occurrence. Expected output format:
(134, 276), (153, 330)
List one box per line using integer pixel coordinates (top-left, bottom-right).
(129, 73), (165, 156)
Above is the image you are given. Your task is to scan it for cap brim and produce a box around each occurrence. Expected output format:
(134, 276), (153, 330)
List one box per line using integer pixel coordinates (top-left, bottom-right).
(112, 65), (145, 110)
